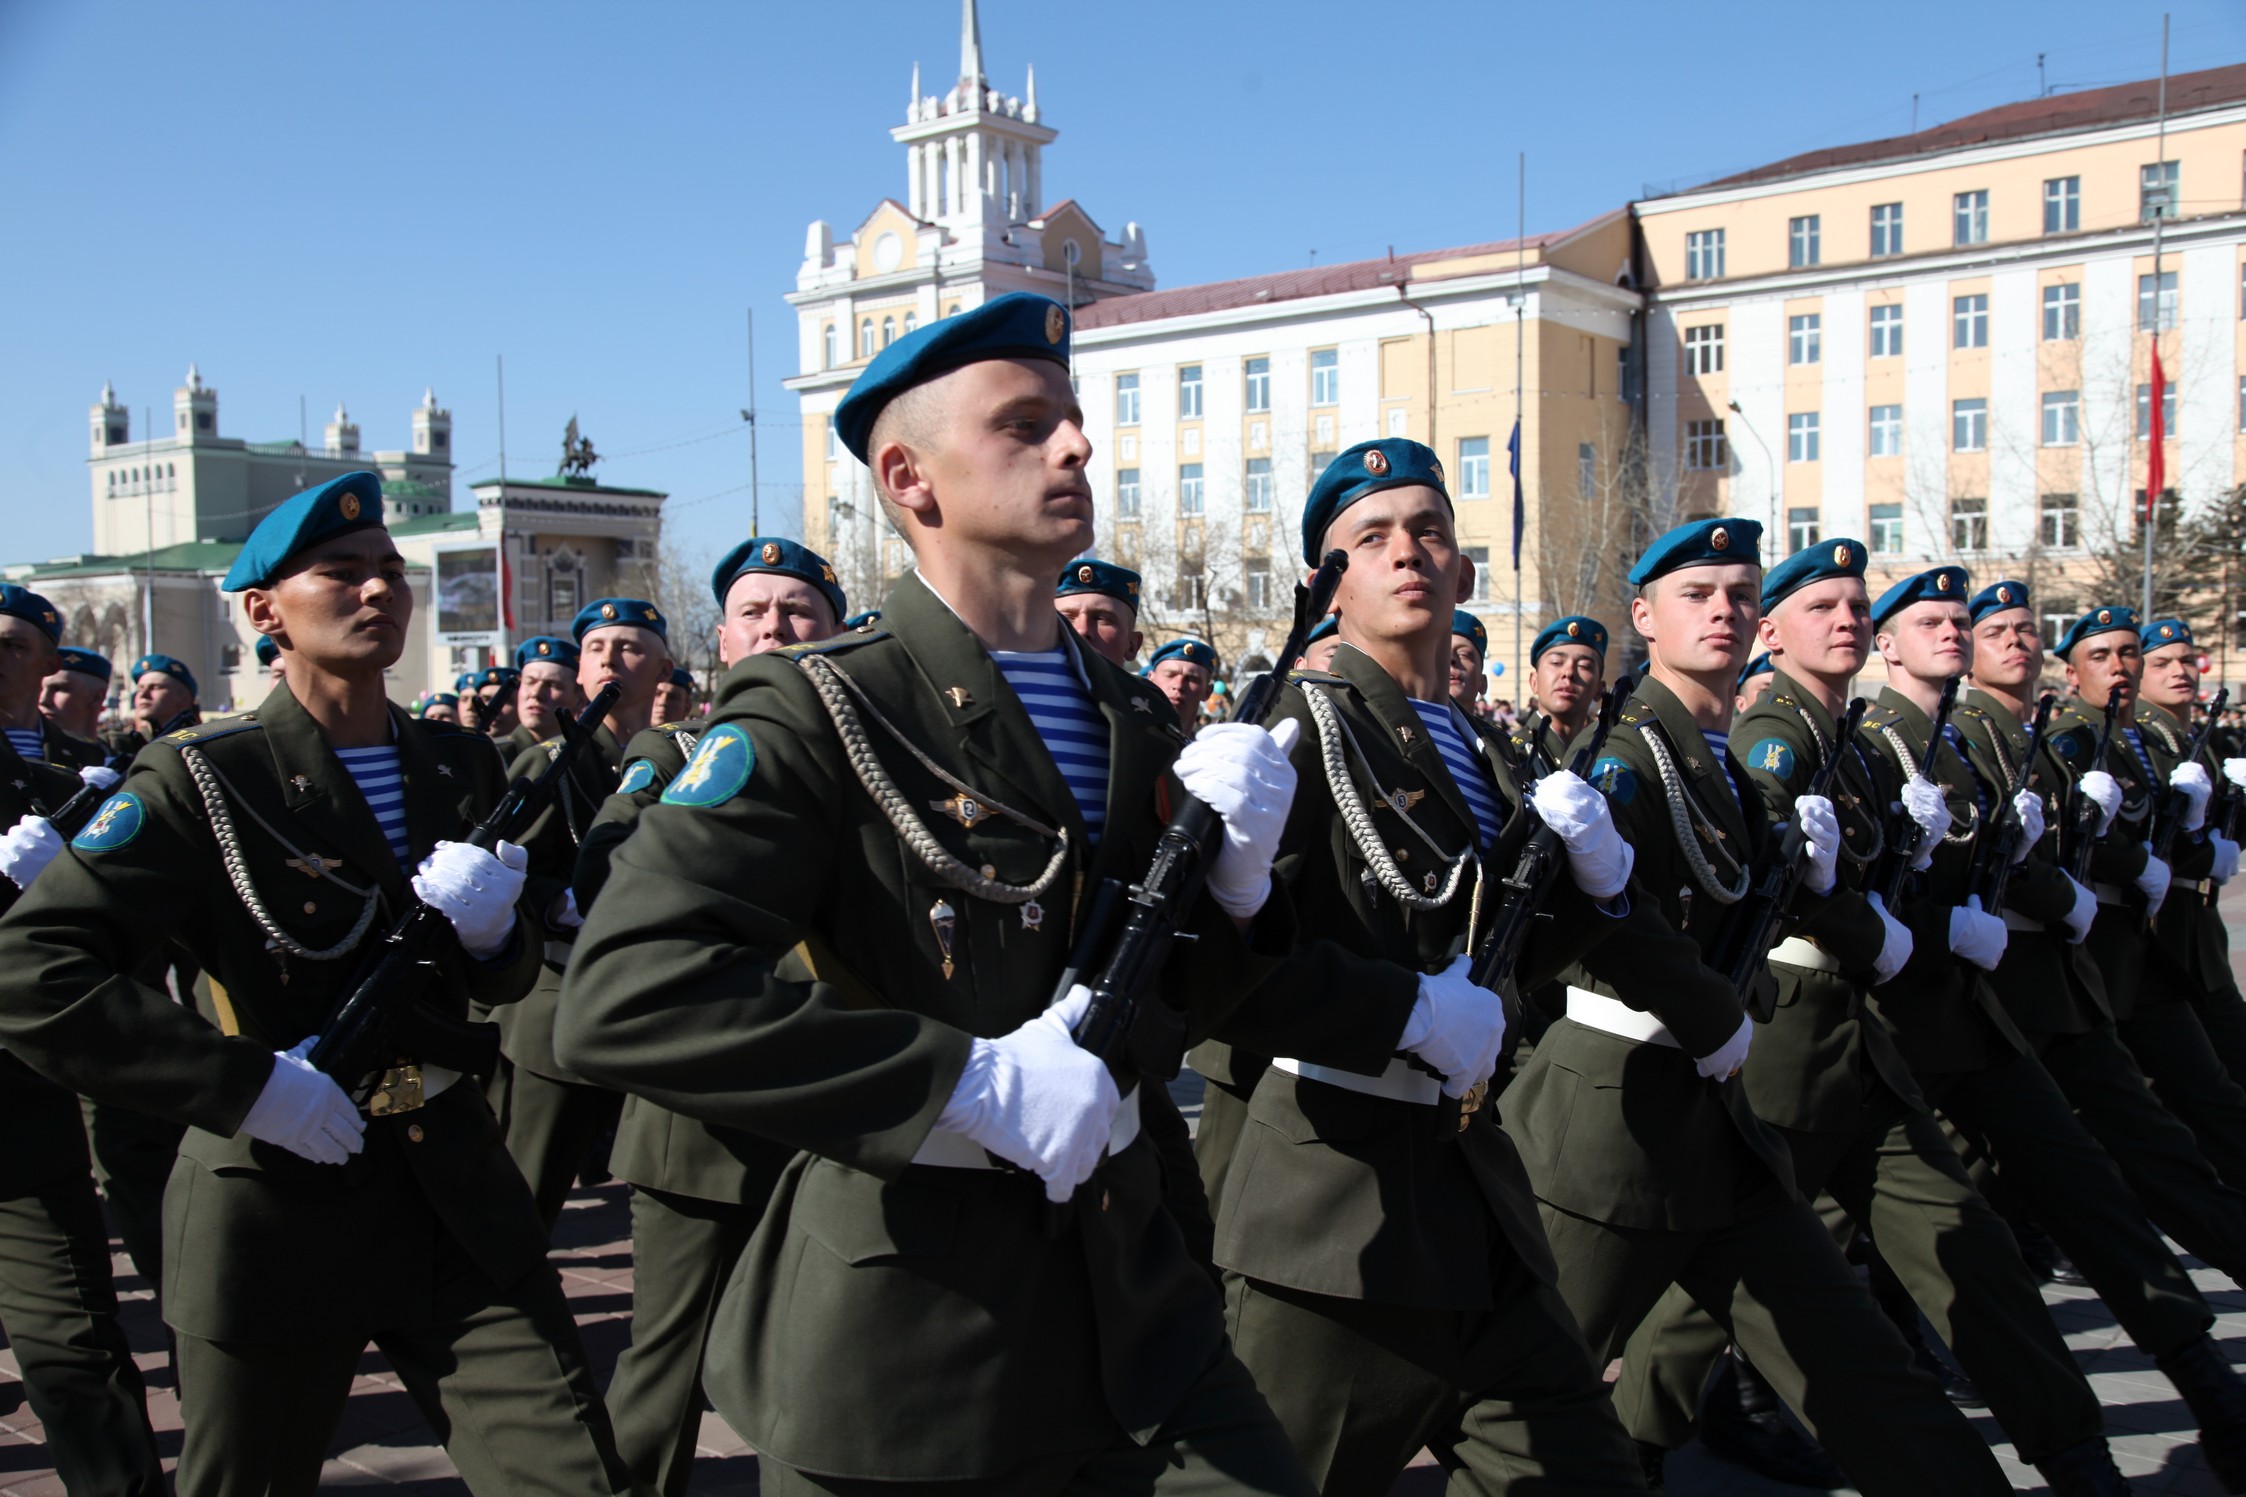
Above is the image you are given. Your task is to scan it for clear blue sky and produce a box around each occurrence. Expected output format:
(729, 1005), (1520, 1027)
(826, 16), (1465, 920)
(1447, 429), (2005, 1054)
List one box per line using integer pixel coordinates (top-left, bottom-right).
(3, 0), (2241, 571)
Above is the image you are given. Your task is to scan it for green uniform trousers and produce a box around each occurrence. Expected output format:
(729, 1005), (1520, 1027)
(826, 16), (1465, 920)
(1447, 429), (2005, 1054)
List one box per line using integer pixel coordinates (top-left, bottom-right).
(2191, 977), (2246, 1089)
(1538, 1163), (2008, 1497)
(79, 1096), (185, 1296)
(756, 1338), (1316, 1497)
(1192, 1072), (1257, 1222)
(490, 1061), (624, 1230)
(2115, 999), (2246, 1193)
(1923, 1049), (2212, 1358)
(2034, 1020), (2246, 1282)
(1223, 1260), (1643, 1496)
(606, 1186), (760, 1496)
(172, 1241), (630, 1497)
(1612, 1096), (2101, 1465)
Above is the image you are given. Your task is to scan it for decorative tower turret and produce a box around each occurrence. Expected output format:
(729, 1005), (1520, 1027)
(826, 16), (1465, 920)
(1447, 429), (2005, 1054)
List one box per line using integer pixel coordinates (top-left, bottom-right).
(173, 363), (217, 440)
(89, 381), (128, 456)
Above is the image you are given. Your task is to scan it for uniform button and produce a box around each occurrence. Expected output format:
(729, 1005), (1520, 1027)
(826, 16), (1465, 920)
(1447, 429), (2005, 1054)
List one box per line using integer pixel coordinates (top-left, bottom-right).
(406, 1124), (425, 1143)
(980, 864), (997, 880)
(303, 901), (317, 914)
(1393, 847), (1410, 863)
(1100, 1189), (1111, 1213)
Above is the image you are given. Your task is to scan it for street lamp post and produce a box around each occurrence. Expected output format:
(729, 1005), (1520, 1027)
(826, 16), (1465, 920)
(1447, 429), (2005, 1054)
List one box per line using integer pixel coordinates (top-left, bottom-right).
(1727, 399), (1777, 541)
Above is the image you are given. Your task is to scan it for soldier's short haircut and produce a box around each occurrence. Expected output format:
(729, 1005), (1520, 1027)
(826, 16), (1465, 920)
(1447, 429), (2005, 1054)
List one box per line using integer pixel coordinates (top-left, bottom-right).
(866, 381), (948, 531)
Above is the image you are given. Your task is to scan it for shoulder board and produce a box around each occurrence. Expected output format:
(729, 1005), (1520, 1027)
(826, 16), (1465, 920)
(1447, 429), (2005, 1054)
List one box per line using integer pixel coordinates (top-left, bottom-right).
(1286, 668), (1349, 686)
(416, 717), (475, 739)
(1617, 707), (1648, 728)
(1861, 703), (1905, 728)
(779, 630), (889, 658)
(544, 739), (565, 762)
(652, 720), (699, 738)
(1953, 701), (1991, 722)
(1769, 691), (1798, 709)
(162, 715), (260, 747)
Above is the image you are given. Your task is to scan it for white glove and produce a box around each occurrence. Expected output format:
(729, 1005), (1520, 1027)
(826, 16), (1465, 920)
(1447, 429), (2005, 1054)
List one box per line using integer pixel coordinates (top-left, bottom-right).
(2080, 770), (2122, 835)
(551, 889), (584, 931)
(1902, 776), (1950, 871)
(0, 816), (65, 891)
(1948, 895), (2008, 971)
(1866, 891), (1914, 986)
(939, 985), (1119, 1203)
(2062, 873), (2098, 943)
(2135, 848), (2171, 912)
(1696, 1014), (1753, 1082)
(1529, 768), (1635, 899)
(1397, 954), (1507, 1099)
(2214, 834), (2241, 884)
(2010, 788), (2045, 863)
(410, 839), (529, 959)
(1173, 719), (1301, 919)
(76, 764), (121, 792)
(2224, 757), (2246, 791)
(2171, 762), (2214, 833)
(1797, 794), (1840, 896)
(238, 1041), (365, 1166)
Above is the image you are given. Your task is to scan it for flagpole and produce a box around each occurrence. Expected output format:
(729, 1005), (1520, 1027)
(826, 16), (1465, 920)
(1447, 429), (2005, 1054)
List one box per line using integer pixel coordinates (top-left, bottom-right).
(1514, 151), (1527, 697)
(2141, 12), (2169, 621)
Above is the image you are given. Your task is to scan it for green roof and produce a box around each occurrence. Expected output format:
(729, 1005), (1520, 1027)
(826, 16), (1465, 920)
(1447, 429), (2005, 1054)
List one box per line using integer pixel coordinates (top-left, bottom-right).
(469, 473), (667, 500)
(8, 509), (474, 578)
(390, 510), (480, 536)
(245, 440), (304, 454)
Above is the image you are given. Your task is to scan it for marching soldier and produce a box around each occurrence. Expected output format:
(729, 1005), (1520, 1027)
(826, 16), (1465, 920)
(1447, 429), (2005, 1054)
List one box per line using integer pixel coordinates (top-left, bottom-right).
(1447, 606), (1490, 710)
(1505, 520), (2014, 1494)
(1516, 614), (1609, 768)
(1297, 613), (1342, 673)
(419, 693), (461, 724)
(1055, 557), (1147, 667)
(1734, 652), (1775, 713)
(653, 667), (697, 725)
(557, 294), (1319, 1494)
(491, 597), (669, 1227)
(1145, 637), (1217, 736)
(258, 631), (287, 689)
(0, 473), (634, 1497)
(515, 636), (585, 747)
(455, 670), (484, 732)
(103, 651), (201, 759)
(38, 644), (114, 753)
(1614, 545), (2129, 1494)
(478, 664), (524, 746)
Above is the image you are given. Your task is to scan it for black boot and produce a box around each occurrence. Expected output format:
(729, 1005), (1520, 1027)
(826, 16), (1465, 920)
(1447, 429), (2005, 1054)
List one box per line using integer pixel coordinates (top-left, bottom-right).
(1867, 1241), (1985, 1406)
(1634, 1440), (1666, 1491)
(1697, 1349), (1849, 1489)
(1909, 1330), (1986, 1408)
(2158, 1334), (2246, 1492)
(2016, 1218), (2091, 1285)
(2034, 1437), (2135, 1495)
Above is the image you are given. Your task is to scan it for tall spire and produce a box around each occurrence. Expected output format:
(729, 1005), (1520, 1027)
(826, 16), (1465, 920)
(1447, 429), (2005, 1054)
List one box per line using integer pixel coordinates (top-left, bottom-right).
(959, 0), (983, 89)
(909, 59), (921, 116)
(1025, 63), (1038, 120)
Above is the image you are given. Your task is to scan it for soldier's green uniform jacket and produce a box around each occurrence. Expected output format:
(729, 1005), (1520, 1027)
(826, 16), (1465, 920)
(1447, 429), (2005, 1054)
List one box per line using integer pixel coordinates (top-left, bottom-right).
(502, 721), (545, 758)
(498, 726), (621, 1087)
(1206, 650), (1705, 1303)
(1727, 672), (1925, 1130)
(2135, 702), (2229, 999)
(29, 717), (104, 773)
(554, 574), (1293, 1482)
(0, 686), (548, 1343)
(1505, 674), (1797, 1229)
(1948, 688), (2112, 1036)
(2048, 702), (2193, 1020)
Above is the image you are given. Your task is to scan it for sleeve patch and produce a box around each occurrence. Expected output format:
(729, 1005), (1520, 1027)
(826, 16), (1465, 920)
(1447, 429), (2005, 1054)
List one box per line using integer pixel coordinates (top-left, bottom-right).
(72, 792), (144, 851)
(660, 722), (754, 808)
(1746, 738), (1795, 778)
(617, 759), (657, 796)
(1589, 756), (1636, 806)
(2051, 728), (2090, 765)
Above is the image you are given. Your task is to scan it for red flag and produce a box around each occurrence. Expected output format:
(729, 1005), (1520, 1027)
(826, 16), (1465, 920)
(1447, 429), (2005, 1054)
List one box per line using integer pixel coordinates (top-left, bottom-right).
(2146, 343), (2167, 519)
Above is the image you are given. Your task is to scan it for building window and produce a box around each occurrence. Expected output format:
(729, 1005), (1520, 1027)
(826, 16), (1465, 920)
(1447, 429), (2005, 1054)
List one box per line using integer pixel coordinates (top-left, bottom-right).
(1870, 503), (1903, 554)
(2138, 271), (2178, 332)
(1244, 357), (1270, 413)
(1871, 202), (1904, 257)
(1115, 467), (1141, 518)
(860, 320), (876, 358)
(1178, 364), (1203, 419)
(1788, 215), (1821, 268)
(1866, 303), (1902, 359)
(1788, 507), (1820, 552)
(1244, 457), (1273, 512)
(2136, 382), (2179, 439)
(195, 412), (212, 432)
(2040, 491), (2079, 548)
(2141, 159), (2179, 222)
(1869, 404), (1902, 457)
(1617, 345), (1632, 401)
(1952, 496), (1989, 552)
(1178, 464), (1204, 516)
(1579, 442), (1597, 498)
(1455, 436), (1491, 499)
(822, 324), (838, 368)
(1787, 411), (1821, 463)
(2135, 490), (2180, 545)
(1245, 558), (1272, 612)
(2044, 176), (2081, 234)
(1683, 324), (1724, 375)
(1788, 313), (1822, 365)
(549, 570), (579, 624)
(824, 420), (837, 461)
(1953, 399), (1988, 451)
(1176, 572), (1207, 611)
(1115, 373), (1140, 426)
(903, 312), (918, 334)
(1953, 189), (1990, 247)
(2239, 375), (2246, 433)
(1953, 294), (1989, 349)
(1464, 546), (1491, 605)
(1685, 419), (1728, 470)
(2041, 390), (2080, 447)
(1311, 349), (1339, 406)
(1686, 228), (1726, 280)
(2043, 283), (2081, 341)
(881, 315), (895, 346)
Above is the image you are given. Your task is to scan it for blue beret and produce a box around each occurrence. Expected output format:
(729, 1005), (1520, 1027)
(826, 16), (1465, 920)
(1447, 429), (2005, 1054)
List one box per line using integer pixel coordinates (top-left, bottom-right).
(453, 671), (479, 693)
(669, 667), (695, 690)
(476, 665), (520, 691)
(833, 292), (1071, 465)
(131, 653), (197, 699)
(1870, 565), (1971, 627)
(220, 471), (384, 591)
(1307, 614), (1341, 645)
(0, 583), (62, 644)
(711, 536), (847, 621)
(1299, 438), (1451, 566)
(2055, 605), (2141, 661)
(1450, 610), (1489, 657)
(2142, 617), (2195, 651)
(1762, 538), (1867, 612)
(1057, 558), (1143, 610)
(515, 635), (581, 671)
(1738, 652), (1776, 688)
(1969, 578), (2031, 624)
(1627, 517), (1763, 587)
(572, 597), (668, 644)
(1533, 616), (1610, 664)
(843, 609), (882, 631)
(253, 635), (280, 668)
(55, 646), (111, 681)
(420, 693), (459, 714)
(1146, 638), (1218, 674)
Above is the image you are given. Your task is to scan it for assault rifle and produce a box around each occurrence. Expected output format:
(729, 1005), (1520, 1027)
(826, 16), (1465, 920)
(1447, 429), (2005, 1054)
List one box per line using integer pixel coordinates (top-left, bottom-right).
(1869, 675), (1961, 911)
(306, 682), (620, 1103)
(1709, 698), (1869, 1021)
(1968, 692), (2057, 923)
(2143, 686), (2228, 929)
(2063, 698), (2121, 885)
(25, 706), (199, 839)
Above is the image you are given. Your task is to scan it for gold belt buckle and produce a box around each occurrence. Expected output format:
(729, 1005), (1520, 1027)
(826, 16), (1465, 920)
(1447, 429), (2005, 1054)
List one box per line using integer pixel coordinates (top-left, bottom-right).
(366, 1064), (426, 1117)
(1457, 1080), (1488, 1132)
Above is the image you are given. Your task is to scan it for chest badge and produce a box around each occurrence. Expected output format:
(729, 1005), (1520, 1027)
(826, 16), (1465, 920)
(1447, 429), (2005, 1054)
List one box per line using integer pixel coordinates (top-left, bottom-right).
(1385, 786), (1425, 814)
(1021, 900), (1044, 931)
(933, 793), (984, 828)
(285, 854), (338, 879)
(928, 899), (958, 980)
(944, 687), (975, 710)
(1398, 725), (1417, 744)
(436, 764), (454, 778)
(289, 775), (312, 792)
(1130, 698), (1152, 714)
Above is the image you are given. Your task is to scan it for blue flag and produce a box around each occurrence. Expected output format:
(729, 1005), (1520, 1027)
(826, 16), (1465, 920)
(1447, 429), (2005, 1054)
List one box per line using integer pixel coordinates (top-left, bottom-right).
(1507, 418), (1524, 569)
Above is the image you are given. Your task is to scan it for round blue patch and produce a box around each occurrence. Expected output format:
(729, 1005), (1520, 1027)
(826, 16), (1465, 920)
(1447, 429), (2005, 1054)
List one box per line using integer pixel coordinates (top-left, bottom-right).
(617, 759), (657, 796)
(72, 792), (144, 852)
(2051, 728), (2090, 766)
(1746, 738), (1795, 779)
(1589, 756), (1637, 806)
(661, 722), (754, 808)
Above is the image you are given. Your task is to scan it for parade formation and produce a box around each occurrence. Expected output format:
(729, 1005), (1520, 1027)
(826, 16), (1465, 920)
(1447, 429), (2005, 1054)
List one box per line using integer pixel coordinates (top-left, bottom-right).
(10, 290), (2246, 1497)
